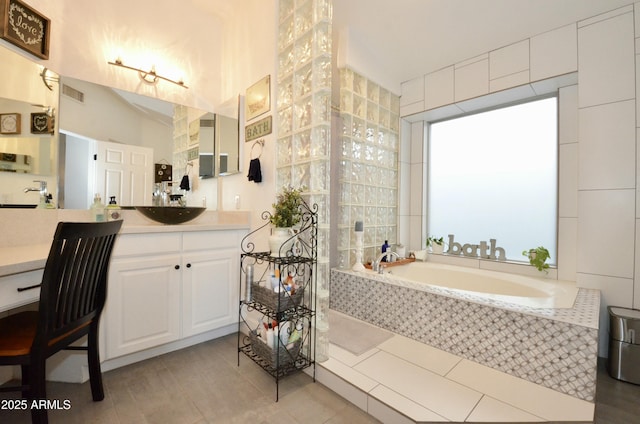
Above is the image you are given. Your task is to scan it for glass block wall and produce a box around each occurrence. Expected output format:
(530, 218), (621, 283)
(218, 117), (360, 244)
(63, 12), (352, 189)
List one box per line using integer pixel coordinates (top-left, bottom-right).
(277, 0), (332, 362)
(337, 68), (400, 269)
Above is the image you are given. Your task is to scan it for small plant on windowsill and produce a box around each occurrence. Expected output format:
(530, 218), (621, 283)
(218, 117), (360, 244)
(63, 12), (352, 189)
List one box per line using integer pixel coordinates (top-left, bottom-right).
(522, 246), (550, 273)
(427, 236), (445, 254)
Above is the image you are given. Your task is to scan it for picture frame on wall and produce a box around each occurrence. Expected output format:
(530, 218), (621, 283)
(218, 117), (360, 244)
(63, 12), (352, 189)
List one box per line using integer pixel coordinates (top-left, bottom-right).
(30, 112), (52, 134)
(0, 0), (50, 59)
(245, 75), (270, 121)
(0, 113), (20, 134)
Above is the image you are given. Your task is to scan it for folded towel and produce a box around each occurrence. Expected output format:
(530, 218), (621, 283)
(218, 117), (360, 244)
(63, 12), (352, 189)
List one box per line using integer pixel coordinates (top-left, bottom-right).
(179, 174), (190, 191)
(247, 158), (262, 183)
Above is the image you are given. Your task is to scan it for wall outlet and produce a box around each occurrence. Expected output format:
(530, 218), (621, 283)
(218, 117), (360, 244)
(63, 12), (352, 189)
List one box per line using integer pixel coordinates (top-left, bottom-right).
(234, 195), (240, 209)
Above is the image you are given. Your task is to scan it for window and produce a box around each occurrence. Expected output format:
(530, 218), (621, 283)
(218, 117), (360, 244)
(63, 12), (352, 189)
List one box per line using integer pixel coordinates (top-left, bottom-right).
(428, 97), (557, 263)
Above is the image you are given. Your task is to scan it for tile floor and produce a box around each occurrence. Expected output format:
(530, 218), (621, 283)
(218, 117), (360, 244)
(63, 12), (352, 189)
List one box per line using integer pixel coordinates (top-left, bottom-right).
(320, 334), (595, 422)
(0, 334), (374, 424)
(0, 327), (638, 423)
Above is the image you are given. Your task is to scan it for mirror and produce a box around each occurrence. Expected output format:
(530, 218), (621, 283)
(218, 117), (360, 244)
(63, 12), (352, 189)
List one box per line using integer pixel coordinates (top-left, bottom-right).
(198, 110), (240, 179)
(59, 78), (241, 208)
(0, 44), (59, 207)
(0, 43), (241, 208)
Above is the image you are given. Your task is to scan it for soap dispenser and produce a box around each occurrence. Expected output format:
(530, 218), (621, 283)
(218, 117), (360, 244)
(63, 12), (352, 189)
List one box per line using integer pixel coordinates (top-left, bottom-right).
(106, 196), (122, 221)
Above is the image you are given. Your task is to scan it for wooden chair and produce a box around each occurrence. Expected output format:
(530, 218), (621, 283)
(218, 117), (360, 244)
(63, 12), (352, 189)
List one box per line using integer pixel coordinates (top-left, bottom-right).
(0, 220), (122, 424)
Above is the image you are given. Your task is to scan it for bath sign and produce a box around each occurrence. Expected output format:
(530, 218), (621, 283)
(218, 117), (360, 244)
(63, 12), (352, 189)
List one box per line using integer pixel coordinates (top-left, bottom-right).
(446, 234), (506, 261)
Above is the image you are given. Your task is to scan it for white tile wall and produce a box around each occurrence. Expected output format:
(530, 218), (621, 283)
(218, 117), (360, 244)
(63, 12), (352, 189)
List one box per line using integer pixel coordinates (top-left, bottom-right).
(577, 272), (634, 354)
(559, 143), (578, 218)
(395, 3), (640, 346)
(578, 100), (636, 190)
(558, 217), (577, 282)
(489, 39), (529, 80)
(577, 190), (635, 279)
(424, 66), (454, 111)
(489, 70), (529, 93)
(559, 85), (578, 145)
(577, 11), (635, 108)
(530, 24), (577, 82)
(399, 77), (424, 109)
(454, 56), (489, 102)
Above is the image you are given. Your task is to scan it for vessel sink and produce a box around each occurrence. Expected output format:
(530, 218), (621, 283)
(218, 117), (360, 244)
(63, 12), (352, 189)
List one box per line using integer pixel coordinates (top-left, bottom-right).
(135, 206), (206, 224)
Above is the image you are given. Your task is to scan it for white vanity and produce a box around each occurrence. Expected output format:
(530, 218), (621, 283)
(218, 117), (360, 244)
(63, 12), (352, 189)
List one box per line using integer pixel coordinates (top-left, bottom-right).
(0, 209), (249, 383)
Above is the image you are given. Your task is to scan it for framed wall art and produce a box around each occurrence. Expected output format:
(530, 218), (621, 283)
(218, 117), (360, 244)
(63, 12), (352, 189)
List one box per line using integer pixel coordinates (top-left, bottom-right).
(0, 0), (50, 59)
(245, 75), (270, 121)
(0, 113), (20, 134)
(30, 112), (52, 134)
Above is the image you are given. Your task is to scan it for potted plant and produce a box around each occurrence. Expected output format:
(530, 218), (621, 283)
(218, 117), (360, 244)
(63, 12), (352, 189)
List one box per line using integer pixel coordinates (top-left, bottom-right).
(427, 236), (445, 254)
(522, 246), (550, 273)
(269, 186), (303, 256)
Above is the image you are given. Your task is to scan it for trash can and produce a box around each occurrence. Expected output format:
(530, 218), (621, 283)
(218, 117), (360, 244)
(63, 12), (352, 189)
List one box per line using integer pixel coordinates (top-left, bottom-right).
(608, 306), (640, 384)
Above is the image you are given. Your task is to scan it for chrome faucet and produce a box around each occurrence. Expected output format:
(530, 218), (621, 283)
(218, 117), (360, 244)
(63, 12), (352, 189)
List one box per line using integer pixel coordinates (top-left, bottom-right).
(372, 251), (399, 273)
(24, 180), (48, 204)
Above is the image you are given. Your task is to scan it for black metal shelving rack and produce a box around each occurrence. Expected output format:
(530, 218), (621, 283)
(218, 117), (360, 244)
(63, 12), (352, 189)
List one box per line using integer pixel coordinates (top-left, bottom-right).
(237, 200), (317, 401)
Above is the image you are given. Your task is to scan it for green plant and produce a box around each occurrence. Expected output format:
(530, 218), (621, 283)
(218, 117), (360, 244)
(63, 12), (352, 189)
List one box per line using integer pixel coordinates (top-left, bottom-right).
(522, 246), (550, 273)
(270, 186), (303, 228)
(427, 236), (444, 247)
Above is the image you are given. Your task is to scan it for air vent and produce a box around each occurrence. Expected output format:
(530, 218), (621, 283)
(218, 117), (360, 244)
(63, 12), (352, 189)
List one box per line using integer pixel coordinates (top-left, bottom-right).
(62, 84), (85, 103)
(200, 119), (214, 128)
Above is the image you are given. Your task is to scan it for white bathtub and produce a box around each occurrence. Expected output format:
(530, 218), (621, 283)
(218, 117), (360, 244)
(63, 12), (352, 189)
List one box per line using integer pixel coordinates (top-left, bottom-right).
(384, 262), (578, 309)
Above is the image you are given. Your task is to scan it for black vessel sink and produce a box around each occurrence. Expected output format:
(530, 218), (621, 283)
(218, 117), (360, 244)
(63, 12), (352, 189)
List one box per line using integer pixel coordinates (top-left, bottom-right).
(134, 206), (206, 224)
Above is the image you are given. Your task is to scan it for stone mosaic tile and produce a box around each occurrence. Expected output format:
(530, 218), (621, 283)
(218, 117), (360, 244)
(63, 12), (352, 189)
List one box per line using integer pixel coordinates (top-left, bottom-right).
(330, 269), (599, 402)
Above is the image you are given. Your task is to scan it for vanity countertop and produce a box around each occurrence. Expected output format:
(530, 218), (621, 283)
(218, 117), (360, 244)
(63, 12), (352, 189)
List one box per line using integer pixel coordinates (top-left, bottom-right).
(0, 209), (250, 277)
(0, 243), (50, 277)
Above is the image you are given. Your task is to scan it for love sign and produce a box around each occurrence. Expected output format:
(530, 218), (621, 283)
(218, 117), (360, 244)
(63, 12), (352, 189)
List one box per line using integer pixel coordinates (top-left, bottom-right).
(0, 0), (50, 59)
(30, 112), (51, 134)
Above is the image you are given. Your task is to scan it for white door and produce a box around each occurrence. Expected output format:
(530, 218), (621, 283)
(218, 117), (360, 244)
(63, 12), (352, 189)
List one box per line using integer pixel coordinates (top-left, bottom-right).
(95, 140), (153, 206)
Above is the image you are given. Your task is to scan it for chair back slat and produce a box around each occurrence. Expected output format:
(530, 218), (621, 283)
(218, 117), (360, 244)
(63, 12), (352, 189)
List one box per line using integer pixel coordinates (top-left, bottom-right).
(34, 221), (122, 350)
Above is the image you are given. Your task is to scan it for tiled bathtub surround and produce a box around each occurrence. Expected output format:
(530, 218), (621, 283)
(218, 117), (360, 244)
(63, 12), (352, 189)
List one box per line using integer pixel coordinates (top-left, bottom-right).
(330, 268), (600, 402)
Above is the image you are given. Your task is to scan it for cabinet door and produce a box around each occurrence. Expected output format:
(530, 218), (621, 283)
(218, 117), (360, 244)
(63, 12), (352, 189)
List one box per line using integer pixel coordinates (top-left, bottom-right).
(104, 254), (181, 359)
(182, 248), (238, 337)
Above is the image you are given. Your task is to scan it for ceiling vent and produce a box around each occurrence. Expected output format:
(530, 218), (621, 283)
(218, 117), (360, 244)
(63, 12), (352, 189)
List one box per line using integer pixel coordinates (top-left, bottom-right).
(62, 84), (85, 103)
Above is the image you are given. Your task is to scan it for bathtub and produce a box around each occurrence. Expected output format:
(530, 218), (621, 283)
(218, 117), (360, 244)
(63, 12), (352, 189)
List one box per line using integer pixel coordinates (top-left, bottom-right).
(330, 265), (600, 402)
(385, 262), (578, 309)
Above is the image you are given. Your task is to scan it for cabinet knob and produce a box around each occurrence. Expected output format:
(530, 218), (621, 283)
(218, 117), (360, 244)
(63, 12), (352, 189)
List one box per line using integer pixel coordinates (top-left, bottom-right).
(175, 265), (180, 270)
(186, 263), (191, 268)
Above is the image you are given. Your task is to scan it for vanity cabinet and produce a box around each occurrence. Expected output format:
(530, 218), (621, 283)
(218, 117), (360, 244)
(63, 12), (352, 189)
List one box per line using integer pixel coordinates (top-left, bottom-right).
(103, 229), (240, 360)
(0, 269), (43, 313)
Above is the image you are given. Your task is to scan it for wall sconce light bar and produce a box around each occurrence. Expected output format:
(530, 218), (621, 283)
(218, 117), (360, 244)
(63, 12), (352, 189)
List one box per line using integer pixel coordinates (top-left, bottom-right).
(40, 67), (59, 91)
(108, 59), (188, 89)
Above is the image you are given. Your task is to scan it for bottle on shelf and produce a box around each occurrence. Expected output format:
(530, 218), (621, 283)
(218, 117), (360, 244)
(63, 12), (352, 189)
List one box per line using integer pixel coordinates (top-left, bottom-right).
(381, 240), (389, 262)
(266, 323), (275, 349)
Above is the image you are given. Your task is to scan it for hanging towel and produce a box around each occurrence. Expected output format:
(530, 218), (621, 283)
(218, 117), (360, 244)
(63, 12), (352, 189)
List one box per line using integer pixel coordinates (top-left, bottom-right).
(247, 158), (262, 183)
(179, 174), (190, 191)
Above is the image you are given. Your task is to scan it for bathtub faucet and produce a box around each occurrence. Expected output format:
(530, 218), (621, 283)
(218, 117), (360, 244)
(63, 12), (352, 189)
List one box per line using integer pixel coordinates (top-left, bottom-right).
(373, 251), (399, 273)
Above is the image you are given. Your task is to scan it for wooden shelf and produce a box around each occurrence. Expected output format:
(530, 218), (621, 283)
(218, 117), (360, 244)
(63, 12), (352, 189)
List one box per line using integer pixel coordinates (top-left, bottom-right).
(364, 257), (415, 269)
